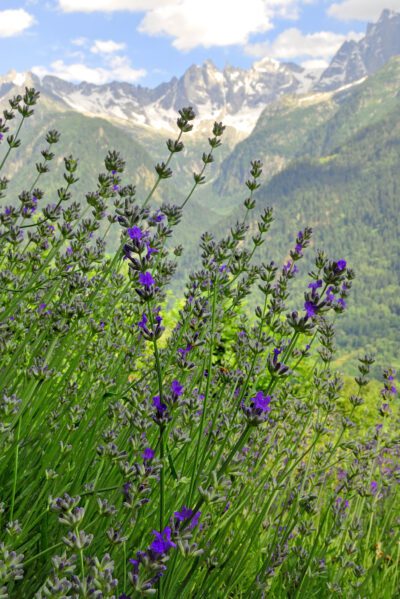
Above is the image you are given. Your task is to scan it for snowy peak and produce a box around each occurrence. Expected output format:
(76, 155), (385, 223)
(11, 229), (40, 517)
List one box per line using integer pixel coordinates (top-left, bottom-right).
(316, 9), (400, 91)
(20, 59), (316, 137)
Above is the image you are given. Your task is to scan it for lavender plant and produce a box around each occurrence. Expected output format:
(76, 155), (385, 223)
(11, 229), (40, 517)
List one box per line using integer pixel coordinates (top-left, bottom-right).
(0, 88), (399, 598)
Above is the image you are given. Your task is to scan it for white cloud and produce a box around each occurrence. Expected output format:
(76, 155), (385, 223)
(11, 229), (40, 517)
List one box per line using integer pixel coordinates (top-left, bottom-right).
(246, 27), (363, 60)
(58, 0), (168, 12)
(32, 57), (146, 84)
(71, 37), (88, 46)
(139, 0), (277, 51)
(58, 0), (308, 50)
(91, 39), (126, 54)
(328, 1), (400, 22)
(0, 9), (35, 37)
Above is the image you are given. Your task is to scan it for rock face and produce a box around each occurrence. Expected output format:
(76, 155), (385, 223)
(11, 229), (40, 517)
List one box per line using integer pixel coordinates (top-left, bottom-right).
(316, 9), (400, 91)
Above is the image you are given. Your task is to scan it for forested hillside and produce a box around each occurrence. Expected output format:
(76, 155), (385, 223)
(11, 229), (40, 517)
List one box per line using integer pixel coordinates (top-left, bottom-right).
(210, 58), (400, 371)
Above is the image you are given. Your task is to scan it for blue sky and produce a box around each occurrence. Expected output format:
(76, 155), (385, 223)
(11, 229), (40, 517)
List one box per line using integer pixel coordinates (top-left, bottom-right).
(0, 1), (397, 87)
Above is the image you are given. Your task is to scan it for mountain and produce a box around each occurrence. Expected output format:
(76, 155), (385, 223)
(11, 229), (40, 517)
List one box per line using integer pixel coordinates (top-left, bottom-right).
(33, 58), (319, 139)
(1, 10), (399, 145)
(316, 9), (400, 91)
(0, 61), (320, 144)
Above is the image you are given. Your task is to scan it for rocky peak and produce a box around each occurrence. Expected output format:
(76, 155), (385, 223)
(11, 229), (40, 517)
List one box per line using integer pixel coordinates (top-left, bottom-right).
(316, 9), (400, 91)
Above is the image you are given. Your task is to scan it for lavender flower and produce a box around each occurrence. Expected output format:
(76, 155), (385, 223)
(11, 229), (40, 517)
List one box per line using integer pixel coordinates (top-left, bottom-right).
(145, 241), (158, 258)
(308, 279), (322, 292)
(173, 506), (201, 530)
(326, 287), (335, 302)
(304, 301), (318, 318)
(142, 448), (155, 461)
(139, 272), (155, 287)
(171, 379), (183, 398)
(128, 226), (144, 241)
(149, 527), (176, 555)
(336, 259), (347, 271)
(150, 210), (165, 224)
(153, 395), (167, 414)
(178, 344), (192, 358)
(241, 391), (271, 425)
(138, 313), (148, 330)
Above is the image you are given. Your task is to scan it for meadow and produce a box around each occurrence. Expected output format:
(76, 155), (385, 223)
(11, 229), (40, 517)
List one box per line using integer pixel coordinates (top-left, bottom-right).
(0, 87), (399, 598)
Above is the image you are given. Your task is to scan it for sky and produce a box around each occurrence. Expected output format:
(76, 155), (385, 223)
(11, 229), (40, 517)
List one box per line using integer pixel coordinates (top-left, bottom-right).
(0, 0), (398, 88)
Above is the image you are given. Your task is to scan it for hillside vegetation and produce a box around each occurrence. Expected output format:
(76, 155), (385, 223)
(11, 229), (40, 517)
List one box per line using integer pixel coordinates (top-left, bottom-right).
(210, 58), (400, 372)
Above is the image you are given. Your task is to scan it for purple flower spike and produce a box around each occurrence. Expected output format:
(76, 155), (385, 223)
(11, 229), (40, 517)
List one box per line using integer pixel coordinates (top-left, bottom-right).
(128, 226), (143, 241)
(142, 448), (155, 461)
(178, 344), (192, 358)
(145, 241), (158, 257)
(273, 348), (282, 362)
(138, 313), (148, 330)
(139, 271), (155, 287)
(252, 391), (271, 413)
(151, 210), (165, 223)
(150, 527), (176, 555)
(326, 287), (335, 302)
(370, 481), (378, 495)
(308, 279), (322, 291)
(174, 506), (193, 521)
(188, 511), (201, 529)
(153, 395), (167, 413)
(171, 379), (183, 397)
(304, 301), (317, 318)
(337, 259), (347, 271)
(174, 506), (201, 530)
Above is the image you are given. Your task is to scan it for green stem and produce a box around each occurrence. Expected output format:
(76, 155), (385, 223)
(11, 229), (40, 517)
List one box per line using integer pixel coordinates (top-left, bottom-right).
(148, 304), (166, 532)
(179, 146), (215, 210)
(187, 282), (217, 504)
(0, 115), (25, 172)
(22, 541), (64, 567)
(123, 541), (127, 593)
(159, 426), (165, 531)
(10, 415), (22, 520)
(142, 132), (182, 209)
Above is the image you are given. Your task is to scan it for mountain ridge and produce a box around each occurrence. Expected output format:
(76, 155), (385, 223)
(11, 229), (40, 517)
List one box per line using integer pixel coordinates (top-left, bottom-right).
(316, 8), (400, 90)
(1, 10), (399, 140)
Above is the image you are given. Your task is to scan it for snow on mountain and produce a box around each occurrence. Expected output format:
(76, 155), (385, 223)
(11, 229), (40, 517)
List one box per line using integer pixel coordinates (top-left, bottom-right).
(2, 58), (317, 138)
(316, 9), (400, 91)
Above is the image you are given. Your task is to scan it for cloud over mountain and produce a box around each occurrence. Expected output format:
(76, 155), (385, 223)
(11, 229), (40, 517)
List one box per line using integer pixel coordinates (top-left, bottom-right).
(0, 9), (35, 38)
